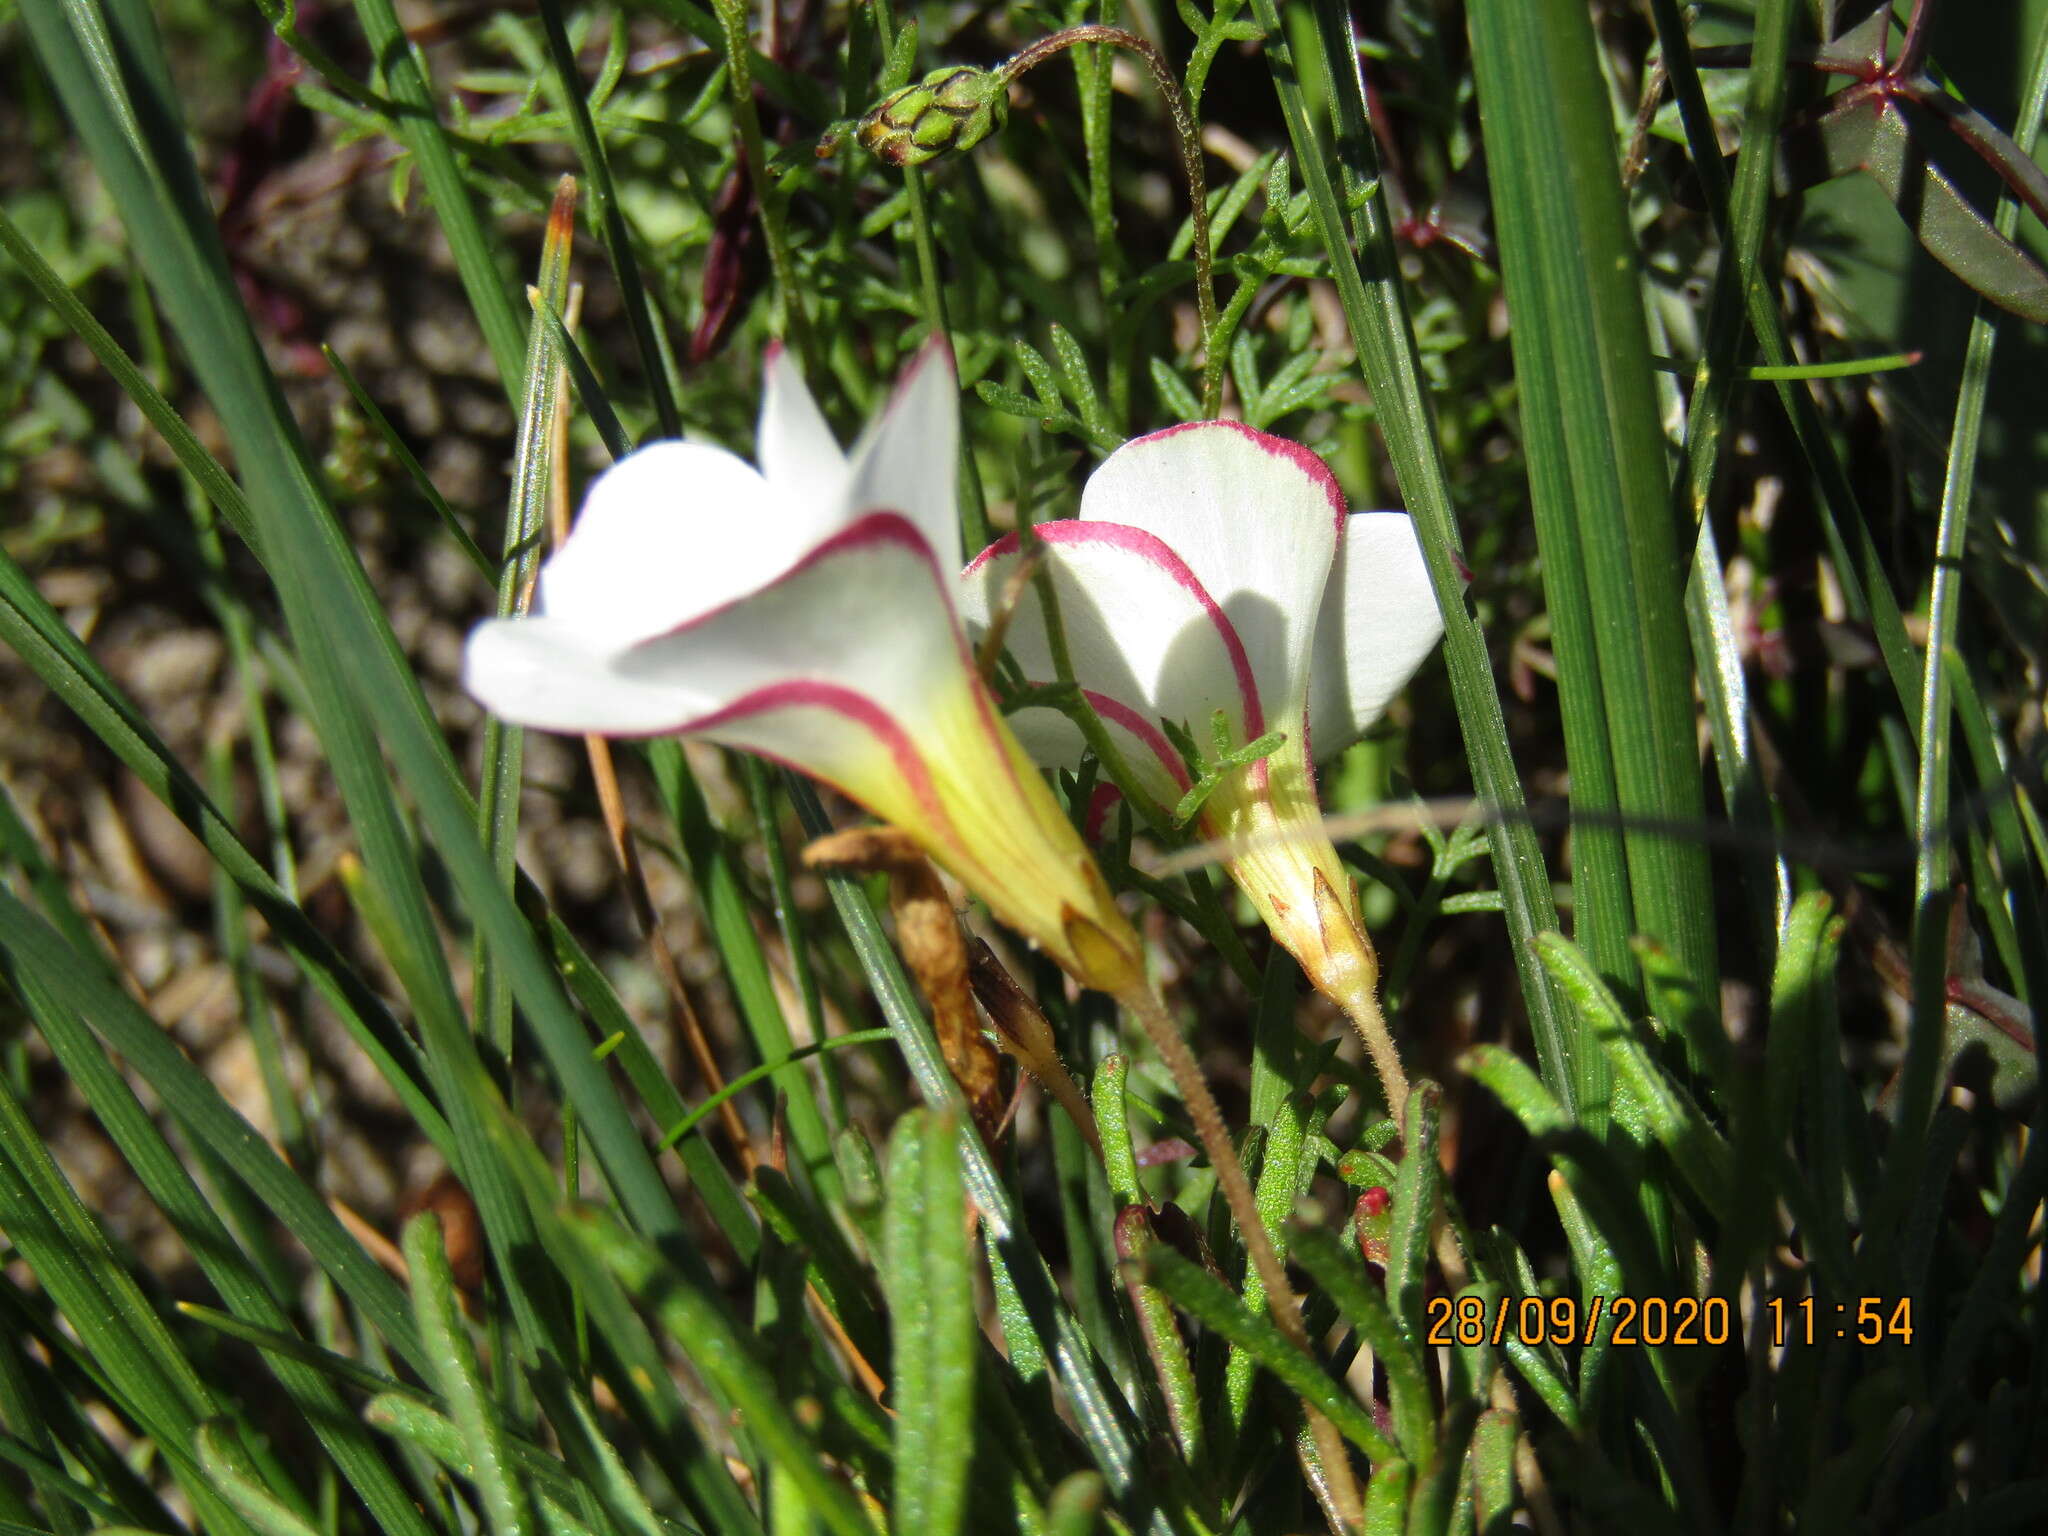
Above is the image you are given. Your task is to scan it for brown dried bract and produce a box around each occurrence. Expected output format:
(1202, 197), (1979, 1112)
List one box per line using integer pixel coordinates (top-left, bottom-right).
(967, 940), (1099, 1153)
(803, 829), (1004, 1144)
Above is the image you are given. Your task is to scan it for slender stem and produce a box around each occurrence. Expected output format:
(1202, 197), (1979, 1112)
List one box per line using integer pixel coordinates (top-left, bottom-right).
(1897, 0), (1934, 78)
(1001, 27), (1220, 414)
(1333, 964), (1409, 1122)
(871, 0), (991, 551)
(1113, 980), (1364, 1526)
(1077, 6), (1128, 428)
(712, 0), (816, 375)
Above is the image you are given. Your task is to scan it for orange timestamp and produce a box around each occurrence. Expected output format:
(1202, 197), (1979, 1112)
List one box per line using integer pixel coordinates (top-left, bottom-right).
(1425, 1293), (1734, 1349)
(1765, 1295), (1914, 1347)
(1423, 1292), (1916, 1350)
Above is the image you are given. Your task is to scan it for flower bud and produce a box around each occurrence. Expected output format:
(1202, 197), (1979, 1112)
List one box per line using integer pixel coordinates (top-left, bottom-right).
(856, 65), (1008, 167)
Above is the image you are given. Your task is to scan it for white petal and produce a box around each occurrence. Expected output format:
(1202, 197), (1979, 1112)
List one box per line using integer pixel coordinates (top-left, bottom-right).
(480, 514), (969, 752)
(960, 522), (1259, 809)
(464, 615), (713, 735)
(608, 513), (973, 784)
(536, 441), (814, 648)
(1305, 512), (1444, 757)
(757, 342), (848, 512)
(846, 336), (962, 572)
(1079, 422), (1343, 718)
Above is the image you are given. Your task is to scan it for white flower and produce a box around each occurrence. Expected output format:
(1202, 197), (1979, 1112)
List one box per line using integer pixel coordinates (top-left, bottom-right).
(462, 342), (1143, 994)
(959, 422), (1444, 1082)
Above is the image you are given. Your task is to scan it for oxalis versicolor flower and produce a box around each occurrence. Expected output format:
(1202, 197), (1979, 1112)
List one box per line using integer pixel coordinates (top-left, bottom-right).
(461, 340), (1142, 996)
(958, 422), (1444, 1096)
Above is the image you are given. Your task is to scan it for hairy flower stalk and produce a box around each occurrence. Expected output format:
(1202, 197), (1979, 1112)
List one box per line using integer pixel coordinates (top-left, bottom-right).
(962, 421), (1447, 1119)
(461, 343), (1314, 1409)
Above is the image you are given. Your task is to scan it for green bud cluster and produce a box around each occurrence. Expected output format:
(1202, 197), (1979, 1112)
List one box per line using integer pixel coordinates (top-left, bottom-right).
(855, 65), (1008, 167)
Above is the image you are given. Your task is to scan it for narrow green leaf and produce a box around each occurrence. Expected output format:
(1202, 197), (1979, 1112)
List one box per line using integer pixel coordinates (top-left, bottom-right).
(535, 902), (760, 1260)
(1045, 1473), (1105, 1536)
(0, 204), (257, 551)
(748, 1165), (889, 1374)
(0, 894), (433, 1536)
(885, 1113), (977, 1536)
(194, 1422), (322, 1536)
(648, 747), (840, 1201)
(0, 548), (447, 1153)
(533, 0), (681, 436)
(1112, 1209), (1203, 1465)
(1405, 1400), (1478, 1536)
(784, 776), (1143, 1492)
(1364, 1458), (1411, 1536)
(1141, 1243), (1395, 1463)
(405, 1213), (532, 1536)
(1536, 933), (1734, 1218)
(0, 1077), (257, 1536)
(1471, 1407), (1519, 1536)
(1227, 1087), (1306, 1425)
(476, 177), (578, 1062)
(0, 888), (427, 1370)
(571, 1207), (872, 1536)
(1386, 1084), (1440, 1345)
(1092, 1054), (1141, 1208)
(322, 342), (491, 579)
(1290, 1225), (1434, 1470)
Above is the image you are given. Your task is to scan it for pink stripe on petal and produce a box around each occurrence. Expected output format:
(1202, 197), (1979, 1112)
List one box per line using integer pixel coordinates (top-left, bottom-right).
(1083, 782), (1125, 842)
(682, 678), (960, 852)
(1032, 519), (1266, 735)
(961, 530), (1019, 578)
(645, 510), (954, 645)
(1082, 689), (1192, 791)
(1135, 420), (1349, 533)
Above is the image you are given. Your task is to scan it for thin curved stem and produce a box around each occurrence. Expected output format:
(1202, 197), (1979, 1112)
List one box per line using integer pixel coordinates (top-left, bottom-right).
(712, 0), (816, 375)
(1333, 959), (1410, 1120)
(1001, 27), (1221, 415)
(1113, 980), (1364, 1525)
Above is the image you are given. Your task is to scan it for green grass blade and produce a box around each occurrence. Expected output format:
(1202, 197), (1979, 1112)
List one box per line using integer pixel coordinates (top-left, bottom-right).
(533, 0), (680, 437)
(341, 0), (526, 392)
(1465, 0), (1718, 1045)
(0, 546), (446, 1147)
(1536, 934), (1733, 1219)
(27, 0), (727, 1350)
(0, 901), (435, 1536)
(645, 746), (840, 1201)
(745, 758), (844, 1127)
(1645, 0), (1796, 956)
(323, 341), (492, 580)
(1386, 1084), (1439, 1348)
(476, 178), (576, 1062)
(0, 887), (429, 1370)
(1891, 8), (2048, 1268)
(0, 204), (256, 550)
(571, 1207), (871, 1536)
(536, 904), (761, 1262)
(193, 1422), (322, 1536)
(0, 1075), (259, 1536)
